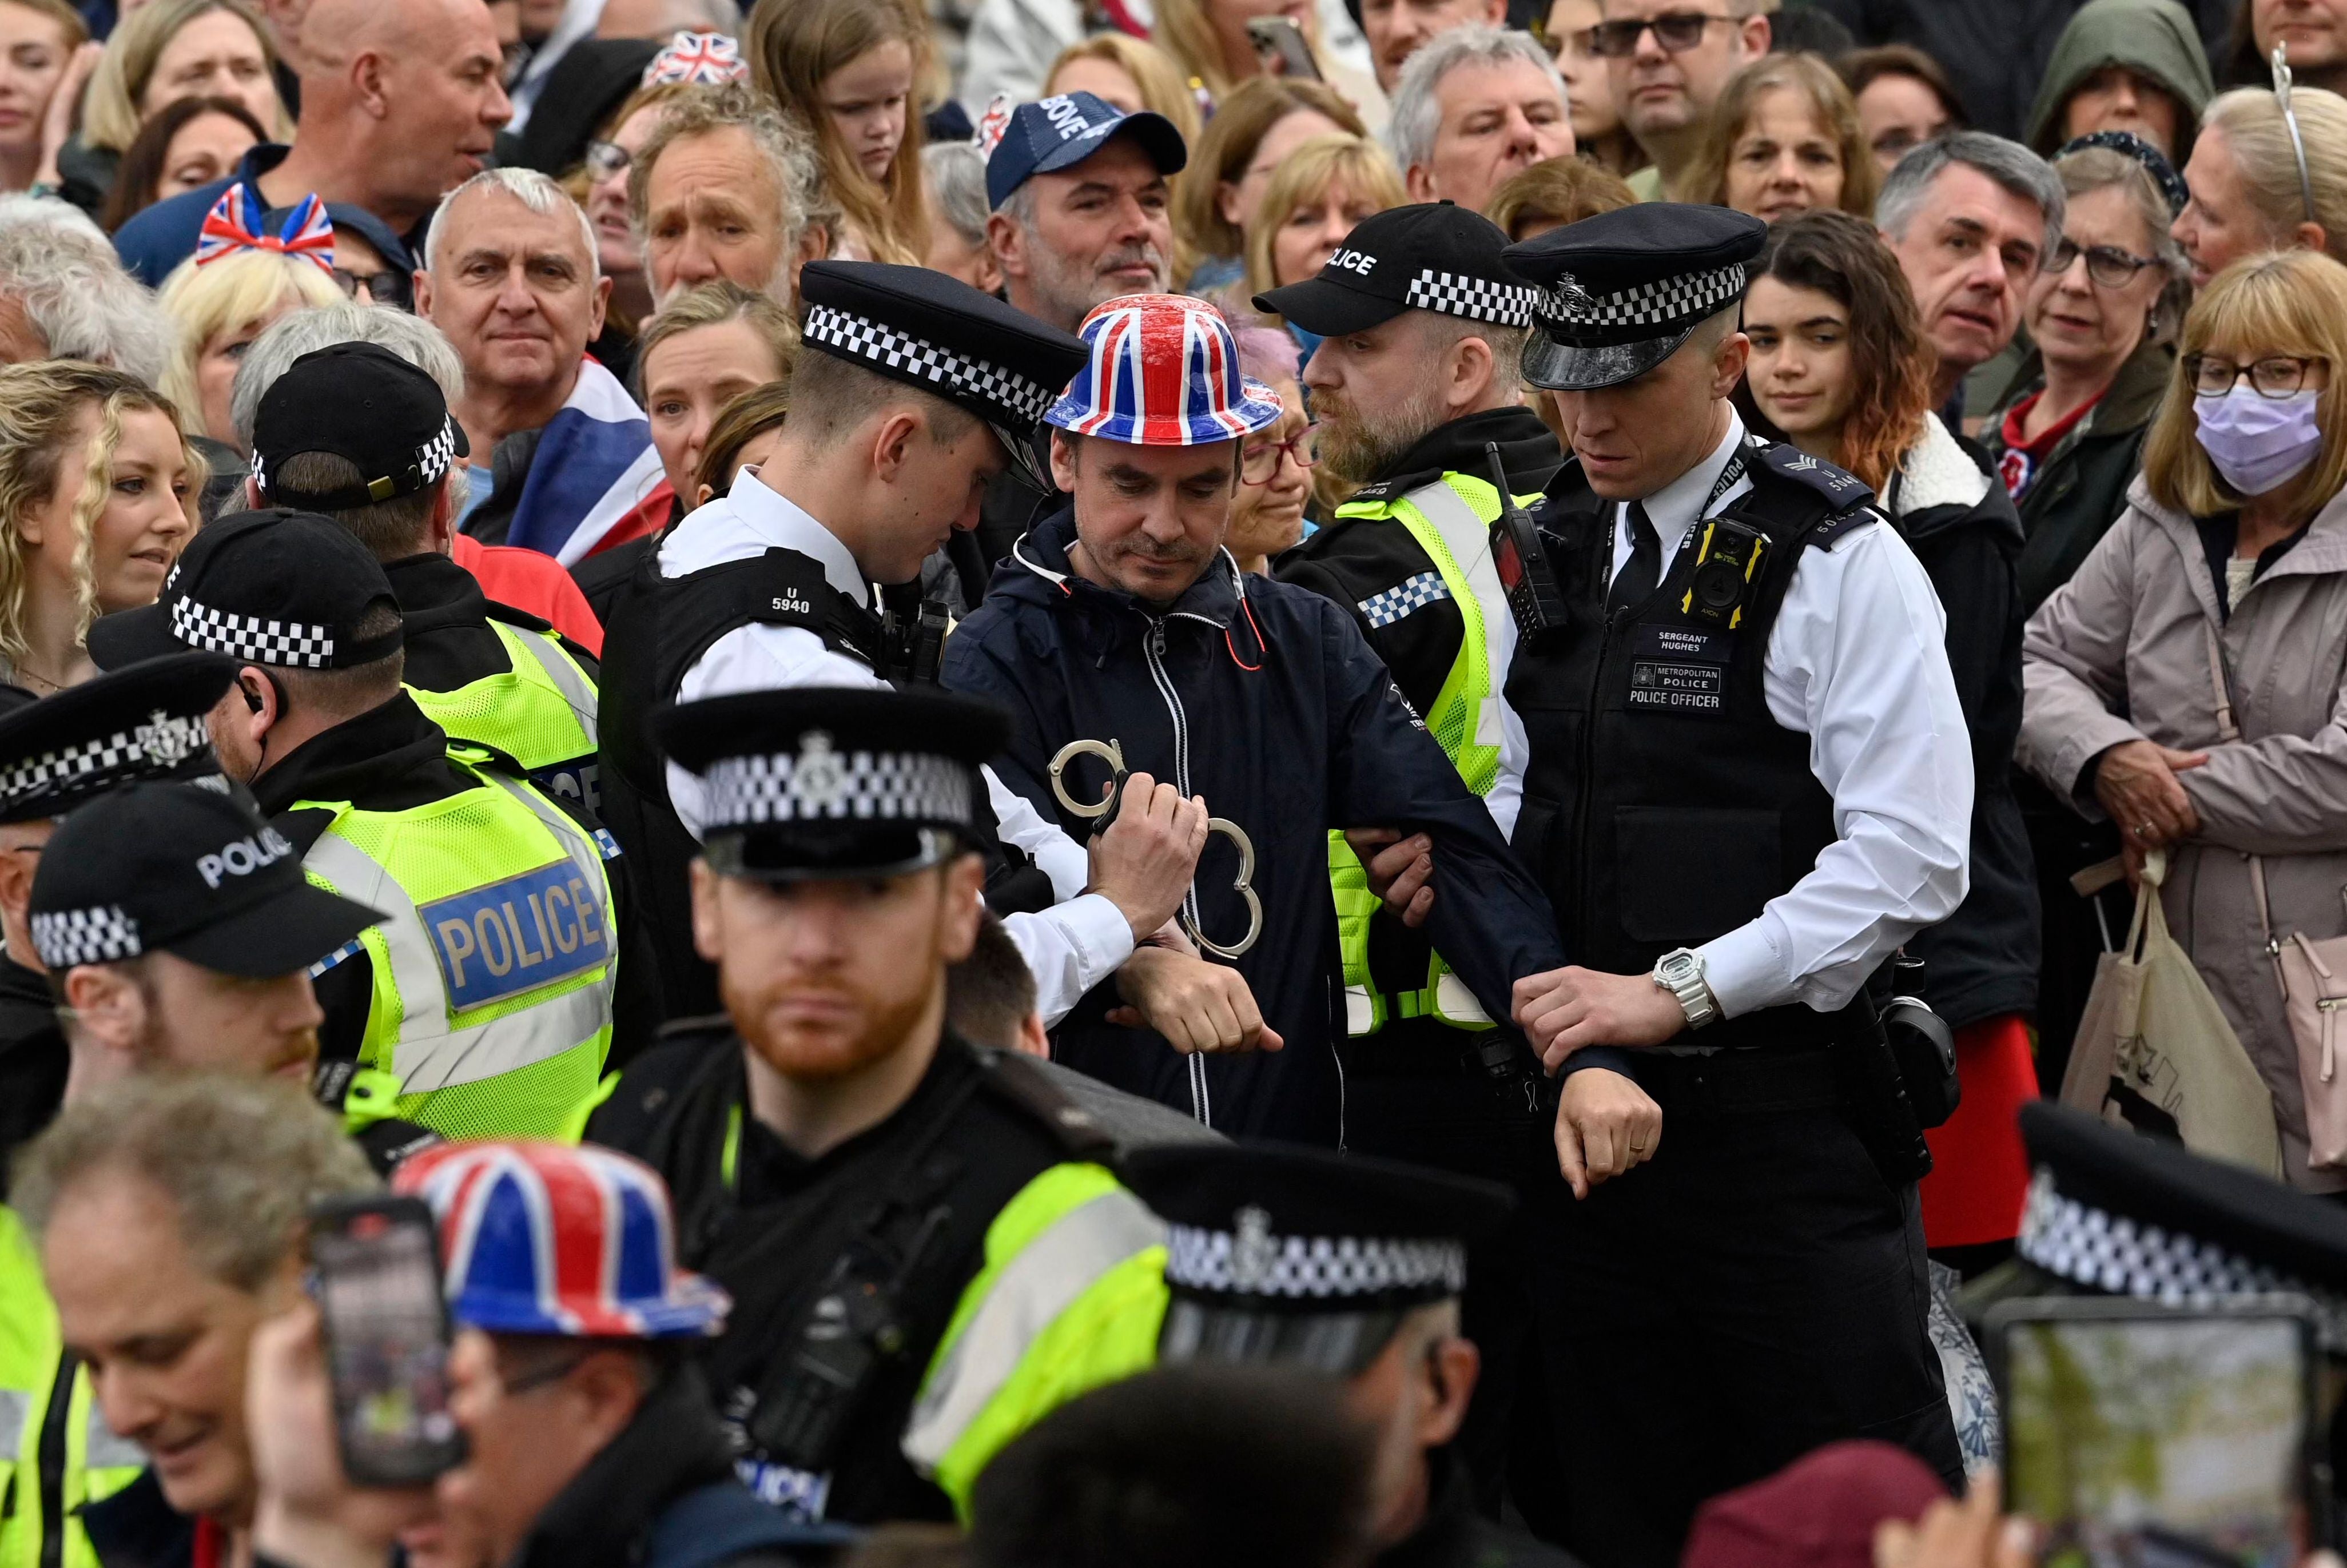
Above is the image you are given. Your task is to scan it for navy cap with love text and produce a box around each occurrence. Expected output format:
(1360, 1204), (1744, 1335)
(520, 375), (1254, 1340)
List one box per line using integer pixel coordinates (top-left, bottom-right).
(984, 90), (1187, 210)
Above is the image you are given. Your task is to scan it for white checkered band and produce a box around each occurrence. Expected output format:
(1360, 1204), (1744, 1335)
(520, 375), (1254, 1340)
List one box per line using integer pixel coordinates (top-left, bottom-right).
(0, 711), (208, 809)
(171, 596), (335, 668)
(702, 733), (973, 830)
(1359, 571), (1450, 630)
(802, 304), (1056, 427)
(1544, 262), (1747, 332)
(1164, 1219), (1465, 1302)
(420, 417), (459, 485)
(1404, 268), (1540, 328)
(31, 905), (140, 968)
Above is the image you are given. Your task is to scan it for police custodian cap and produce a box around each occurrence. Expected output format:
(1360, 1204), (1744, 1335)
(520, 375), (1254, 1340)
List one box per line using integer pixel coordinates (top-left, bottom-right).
(1124, 1141), (1514, 1375)
(656, 685), (1010, 882)
(1254, 202), (1543, 339)
(0, 651), (235, 824)
(29, 781), (381, 978)
(1505, 202), (1767, 392)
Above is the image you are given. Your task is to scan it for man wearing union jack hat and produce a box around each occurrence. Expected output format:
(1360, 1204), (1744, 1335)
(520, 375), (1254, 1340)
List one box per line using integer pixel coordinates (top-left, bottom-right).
(945, 292), (1662, 1167)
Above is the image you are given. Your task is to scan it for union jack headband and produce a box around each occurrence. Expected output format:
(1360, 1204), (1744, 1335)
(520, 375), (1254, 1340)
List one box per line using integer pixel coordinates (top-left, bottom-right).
(194, 187), (336, 277)
(642, 30), (746, 86)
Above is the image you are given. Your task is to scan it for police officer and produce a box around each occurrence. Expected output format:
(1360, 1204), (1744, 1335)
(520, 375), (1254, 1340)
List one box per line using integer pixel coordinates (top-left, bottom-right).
(600, 259), (1221, 1049)
(246, 342), (605, 818)
(1501, 205), (1973, 1565)
(87, 512), (631, 1142)
(588, 686), (1164, 1527)
(1124, 1141), (1582, 1568)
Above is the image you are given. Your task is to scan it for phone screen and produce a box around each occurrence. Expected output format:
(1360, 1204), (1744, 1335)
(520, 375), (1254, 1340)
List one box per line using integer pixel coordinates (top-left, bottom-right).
(312, 1201), (464, 1486)
(2002, 1311), (2314, 1567)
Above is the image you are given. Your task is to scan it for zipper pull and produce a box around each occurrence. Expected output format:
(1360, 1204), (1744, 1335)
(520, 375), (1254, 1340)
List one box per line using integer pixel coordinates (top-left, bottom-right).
(1150, 622), (1167, 657)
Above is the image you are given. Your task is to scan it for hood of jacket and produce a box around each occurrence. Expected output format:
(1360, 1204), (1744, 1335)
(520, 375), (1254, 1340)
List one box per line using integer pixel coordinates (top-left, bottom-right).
(2027, 0), (2215, 154)
(1889, 413), (2027, 550)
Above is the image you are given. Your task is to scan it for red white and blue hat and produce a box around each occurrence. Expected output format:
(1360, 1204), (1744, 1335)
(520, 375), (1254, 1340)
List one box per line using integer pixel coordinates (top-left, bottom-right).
(393, 1141), (730, 1340)
(1045, 295), (1284, 447)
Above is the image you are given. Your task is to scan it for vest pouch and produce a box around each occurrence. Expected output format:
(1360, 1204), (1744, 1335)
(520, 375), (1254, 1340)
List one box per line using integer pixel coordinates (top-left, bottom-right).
(1614, 805), (1782, 946)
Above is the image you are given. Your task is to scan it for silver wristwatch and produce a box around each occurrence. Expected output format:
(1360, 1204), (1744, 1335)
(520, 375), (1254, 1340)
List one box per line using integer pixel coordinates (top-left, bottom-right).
(1652, 947), (1720, 1030)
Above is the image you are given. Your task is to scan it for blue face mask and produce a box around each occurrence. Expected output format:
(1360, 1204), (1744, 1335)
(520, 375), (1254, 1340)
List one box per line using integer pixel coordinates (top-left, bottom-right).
(2194, 386), (2325, 497)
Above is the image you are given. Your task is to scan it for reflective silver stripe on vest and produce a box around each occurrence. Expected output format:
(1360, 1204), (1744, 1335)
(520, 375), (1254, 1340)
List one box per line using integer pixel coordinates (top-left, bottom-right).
(499, 622), (600, 743)
(899, 1186), (1164, 1471)
(1405, 476), (1519, 756)
(0, 1387), (27, 1455)
(303, 782), (615, 1094)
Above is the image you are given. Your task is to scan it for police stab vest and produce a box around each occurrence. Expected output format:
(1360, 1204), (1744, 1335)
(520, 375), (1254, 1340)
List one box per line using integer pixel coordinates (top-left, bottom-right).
(1325, 472), (1530, 1038)
(297, 755), (620, 1140)
(408, 615), (602, 815)
(0, 1211), (140, 1568)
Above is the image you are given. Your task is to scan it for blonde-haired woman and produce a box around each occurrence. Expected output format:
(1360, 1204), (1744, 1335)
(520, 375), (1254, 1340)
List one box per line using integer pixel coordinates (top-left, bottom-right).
(634, 280), (797, 513)
(2174, 82), (2347, 289)
(2022, 248), (2347, 1192)
(1677, 52), (1878, 223)
(0, 361), (198, 692)
(746, 0), (930, 266)
(1047, 33), (1203, 146)
(1175, 75), (1363, 292)
(67, 0), (287, 203)
(156, 240), (341, 451)
(1243, 133), (1405, 315)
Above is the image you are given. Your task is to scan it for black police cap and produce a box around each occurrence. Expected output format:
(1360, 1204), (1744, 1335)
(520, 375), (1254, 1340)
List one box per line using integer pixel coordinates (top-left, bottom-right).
(1505, 202), (1767, 391)
(656, 684), (1011, 882)
(797, 260), (1088, 489)
(0, 652), (236, 825)
(1254, 202), (1541, 339)
(1124, 1141), (1513, 1375)
(86, 509), (404, 674)
(29, 780), (382, 978)
(252, 342), (468, 511)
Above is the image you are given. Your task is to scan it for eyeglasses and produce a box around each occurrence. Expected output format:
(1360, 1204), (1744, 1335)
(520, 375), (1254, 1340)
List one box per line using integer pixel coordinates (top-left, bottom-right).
(2043, 237), (2158, 289)
(1586, 13), (1735, 58)
(1242, 424), (1318, 484)
(2276, 43), (2319, 224)
(331, 266), (405, 306)
(2186, 354), (2326, 399)
(584, 139), (632, 182)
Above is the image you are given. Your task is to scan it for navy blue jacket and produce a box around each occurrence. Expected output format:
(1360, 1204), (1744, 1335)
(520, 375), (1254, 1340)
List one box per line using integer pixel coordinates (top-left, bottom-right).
(943, 506), (1565, 1143)
(112, 145), (414, 289)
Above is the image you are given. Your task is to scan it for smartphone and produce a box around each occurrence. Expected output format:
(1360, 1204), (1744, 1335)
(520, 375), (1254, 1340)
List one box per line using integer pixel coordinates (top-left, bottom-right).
(309, 1194), (466, 1487)
(1246, 15), (1320, 80)
(1986, 1296), (2329, 1567)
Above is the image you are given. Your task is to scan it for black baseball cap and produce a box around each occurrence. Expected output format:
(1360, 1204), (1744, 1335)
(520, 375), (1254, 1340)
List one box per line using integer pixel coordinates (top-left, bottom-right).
(1255, 202), (1542, 339)
(29, 781), (382, 978)
(1124, 1141), (1514, 1375)
(250, 342), (468, 511)
(984, 90), (1187, 210)
(1505, 202), (1767, 391)
(656, 685), (1009, 882)
(0, 651), (236, 824)
(86, 509), (405, 673)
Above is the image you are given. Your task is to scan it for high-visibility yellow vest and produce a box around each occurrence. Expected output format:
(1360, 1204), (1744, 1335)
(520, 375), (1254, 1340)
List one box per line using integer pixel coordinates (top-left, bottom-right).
(297, 756), (618, 1140)
(0, 1209), (140, 1568)
(1328, 472), (1533, 1037)
(407, 619), (602, 816)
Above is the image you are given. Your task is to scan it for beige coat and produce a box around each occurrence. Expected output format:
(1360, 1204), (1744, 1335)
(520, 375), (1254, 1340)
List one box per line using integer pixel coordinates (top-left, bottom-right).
(2020, 478), (2347, 1192)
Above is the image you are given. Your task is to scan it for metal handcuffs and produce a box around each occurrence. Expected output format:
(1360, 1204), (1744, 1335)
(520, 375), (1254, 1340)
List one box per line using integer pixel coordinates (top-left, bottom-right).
(1047, 737), (1262, 960)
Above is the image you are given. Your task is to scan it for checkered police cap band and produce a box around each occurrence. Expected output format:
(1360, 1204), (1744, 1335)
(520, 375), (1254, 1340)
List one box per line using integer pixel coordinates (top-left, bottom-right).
(0, 713), (208, 810)
(171, 596), (335, 668)
(32, 905), (140, 968)
(1164, 1221), (1466, 1302)
(1540, 262), (1747, 336)
(252, 415), (461, 508)
(802, 304), (1057, 428)
(1403, 268), (1540, 328)
(701, 735), (974, 830)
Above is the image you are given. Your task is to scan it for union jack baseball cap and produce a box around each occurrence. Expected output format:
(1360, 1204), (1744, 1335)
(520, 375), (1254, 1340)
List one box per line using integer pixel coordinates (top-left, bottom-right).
(394, 1141), (730, 1339)
(1045, 295), (1284, 446)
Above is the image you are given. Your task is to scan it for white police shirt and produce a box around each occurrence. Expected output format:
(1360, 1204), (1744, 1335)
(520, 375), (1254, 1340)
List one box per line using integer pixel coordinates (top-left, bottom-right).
(661, 466), (1135, 1028)
(1521, 410), (1975, 1020)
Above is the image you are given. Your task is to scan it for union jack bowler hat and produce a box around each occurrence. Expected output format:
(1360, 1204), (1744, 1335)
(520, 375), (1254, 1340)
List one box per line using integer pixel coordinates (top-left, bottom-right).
(1045, 295), (1284, 447)
(394, 1141), (730, 1339)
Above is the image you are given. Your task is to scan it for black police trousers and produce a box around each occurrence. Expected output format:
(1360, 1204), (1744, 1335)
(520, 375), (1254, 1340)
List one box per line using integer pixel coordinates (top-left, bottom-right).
(1526, 1085), (1963, 1567)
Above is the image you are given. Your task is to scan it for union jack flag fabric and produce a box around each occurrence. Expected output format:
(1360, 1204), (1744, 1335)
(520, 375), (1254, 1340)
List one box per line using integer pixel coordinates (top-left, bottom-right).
(642, 30), (747, 86)
(193, 187), (335, 277)
(496, 355), (670, 564)
(395, 1141), (729, 1339)
(1045, 294), (1284, 446)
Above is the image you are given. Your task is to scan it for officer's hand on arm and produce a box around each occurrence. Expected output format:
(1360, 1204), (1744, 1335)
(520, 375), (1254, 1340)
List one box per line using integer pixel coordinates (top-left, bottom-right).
(246, 1300), (432, 1568)
(1513, 966), (1688, 1068)
(1087, 771), (1211, 941)
(1553, 1068), (1662, 1200)
(1342, 828), (1435, 928)
(1108, 946), (1284, 1054)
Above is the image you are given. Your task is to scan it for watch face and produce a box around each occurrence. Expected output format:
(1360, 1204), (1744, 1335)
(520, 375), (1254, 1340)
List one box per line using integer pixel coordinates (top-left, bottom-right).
(1658, 954), (1694, 983)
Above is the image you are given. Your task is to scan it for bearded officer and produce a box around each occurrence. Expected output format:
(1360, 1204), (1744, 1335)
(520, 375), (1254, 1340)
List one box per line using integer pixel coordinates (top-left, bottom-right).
(1500, 204), (1973, 1565)
(587, 684), (1165, 1527)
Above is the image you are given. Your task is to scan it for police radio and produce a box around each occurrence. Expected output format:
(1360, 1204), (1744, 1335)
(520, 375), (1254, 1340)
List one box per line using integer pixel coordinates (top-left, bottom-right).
(1484, 443), (1569, 652)
(878, 586), (951, 686)
(1680, 516), (1769, 627)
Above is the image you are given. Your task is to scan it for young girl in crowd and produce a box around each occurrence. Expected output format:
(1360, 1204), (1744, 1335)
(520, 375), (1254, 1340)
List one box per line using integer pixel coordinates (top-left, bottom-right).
(1680, 52), (1877, 224)
(747, 0), (930, 266)
(635, 280), (797, 515)
(0, 361), (198, 693)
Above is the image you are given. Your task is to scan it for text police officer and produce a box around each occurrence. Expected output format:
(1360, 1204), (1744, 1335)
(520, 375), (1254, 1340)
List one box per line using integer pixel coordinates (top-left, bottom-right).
(1499, 204), (1975, 1565)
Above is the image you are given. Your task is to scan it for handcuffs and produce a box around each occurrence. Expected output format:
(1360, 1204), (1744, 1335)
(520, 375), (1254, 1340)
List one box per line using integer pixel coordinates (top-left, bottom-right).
(1048, 738), (1263, 960)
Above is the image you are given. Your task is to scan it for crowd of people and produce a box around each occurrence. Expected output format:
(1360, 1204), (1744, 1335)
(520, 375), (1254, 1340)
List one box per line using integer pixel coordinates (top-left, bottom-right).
(6, 0), (2347, 1563)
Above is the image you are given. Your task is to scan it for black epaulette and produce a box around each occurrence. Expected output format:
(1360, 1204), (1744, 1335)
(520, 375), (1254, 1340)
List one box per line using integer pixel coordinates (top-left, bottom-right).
(1755, 440), (1876, 510)
(352, 1117), (442, 1177)
(974, 1046), (1120, 1161)
(1805, 503), (1885, 552)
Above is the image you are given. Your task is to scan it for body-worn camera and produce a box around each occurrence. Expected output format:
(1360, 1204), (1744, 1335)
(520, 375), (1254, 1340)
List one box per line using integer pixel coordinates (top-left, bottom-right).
(1680, 516), (1769, 628)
